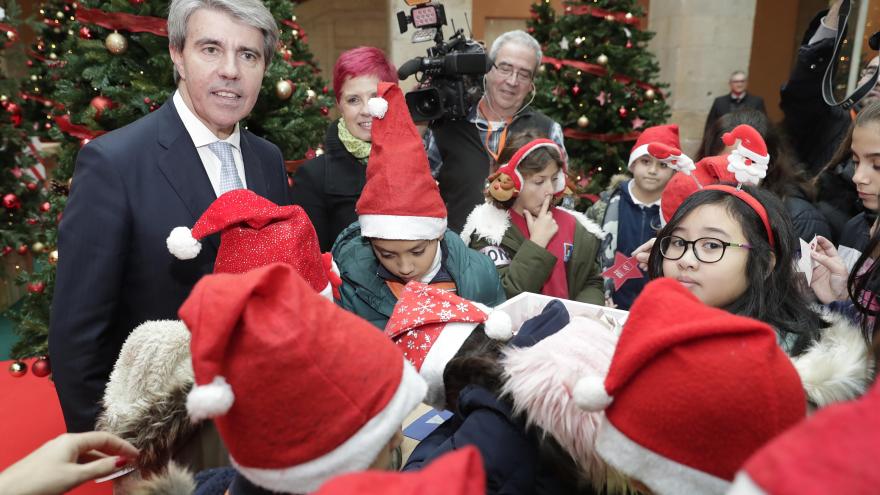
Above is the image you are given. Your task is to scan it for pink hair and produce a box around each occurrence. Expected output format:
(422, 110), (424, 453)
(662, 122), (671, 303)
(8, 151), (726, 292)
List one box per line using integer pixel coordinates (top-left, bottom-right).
(332, 46), (397, 102)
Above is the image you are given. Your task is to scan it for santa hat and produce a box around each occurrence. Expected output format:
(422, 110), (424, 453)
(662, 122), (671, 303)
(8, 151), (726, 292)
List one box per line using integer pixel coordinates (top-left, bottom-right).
(728, 379), (880, 495)
(487, 138), (568, 202)
(573, 278), (806, 495)
(166, 189), (337, 298)
(627, 124), (681, 170)
(723, 125), (770, 186)
(385, 281), (512, 409)
(314, 447), (485, 495)
(502, 313), (629, 494)
(660, 155), (737, 223)
(180, 262), (427, 494)
(356, 82), (446, 240)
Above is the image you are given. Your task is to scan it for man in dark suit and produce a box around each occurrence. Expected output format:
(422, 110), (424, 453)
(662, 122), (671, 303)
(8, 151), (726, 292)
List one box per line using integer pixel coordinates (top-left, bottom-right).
(49, 0), (290, 432)
(704, 71), (767, 135)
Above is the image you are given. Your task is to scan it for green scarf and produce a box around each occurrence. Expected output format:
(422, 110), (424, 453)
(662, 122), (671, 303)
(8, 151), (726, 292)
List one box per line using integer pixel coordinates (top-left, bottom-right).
(337, 118), (371, 162)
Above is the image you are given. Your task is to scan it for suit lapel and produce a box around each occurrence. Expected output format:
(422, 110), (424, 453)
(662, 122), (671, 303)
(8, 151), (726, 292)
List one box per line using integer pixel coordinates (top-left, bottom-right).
(154, 102), (221, 253)
(240, 131), (268, 199)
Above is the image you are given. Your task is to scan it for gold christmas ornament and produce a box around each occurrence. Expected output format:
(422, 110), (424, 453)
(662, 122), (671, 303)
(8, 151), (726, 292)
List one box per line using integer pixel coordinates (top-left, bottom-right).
(275, 79), (293, 100)
(31, 242), (46, 253)
(577, 115), (589, 128)
(105, 32), (128, 55)
(305, 89), (317, 103)
(645, 88), (656, 99)
(597, 54), (609, 65)
(48, 250), (58, 264)
(538, 65), (546, 74)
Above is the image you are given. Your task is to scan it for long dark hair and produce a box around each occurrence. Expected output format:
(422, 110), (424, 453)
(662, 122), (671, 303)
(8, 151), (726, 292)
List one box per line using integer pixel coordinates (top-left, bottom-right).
(699, 109), (815, 201)
(647, 185), (826, 354)
(815, 101), (880, 191)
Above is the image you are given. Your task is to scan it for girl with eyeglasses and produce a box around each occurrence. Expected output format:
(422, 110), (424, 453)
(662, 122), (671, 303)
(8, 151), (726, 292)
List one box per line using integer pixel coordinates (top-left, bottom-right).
(646, 184), (872, 408)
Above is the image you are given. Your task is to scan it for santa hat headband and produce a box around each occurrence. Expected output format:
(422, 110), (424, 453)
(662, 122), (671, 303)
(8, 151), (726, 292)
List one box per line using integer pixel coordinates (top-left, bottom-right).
(356, 82), (447, 240)
(166, 189), (337, 298)
(181, 263), (426, 494)
(573, 278), (805, 494)
(488, 139), (566, 202)
(627, 124), (684, 170)
(385, 281), (512, 409)
(703, 185), (775, 250)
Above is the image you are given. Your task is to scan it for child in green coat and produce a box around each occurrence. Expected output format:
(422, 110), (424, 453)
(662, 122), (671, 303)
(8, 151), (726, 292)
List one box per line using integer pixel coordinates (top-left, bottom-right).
(462, 131), (605, 304)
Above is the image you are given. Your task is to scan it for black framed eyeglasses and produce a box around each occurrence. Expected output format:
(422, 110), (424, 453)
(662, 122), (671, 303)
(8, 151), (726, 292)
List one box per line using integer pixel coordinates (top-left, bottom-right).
(492, 63), (533, 83)
(658, 235), (752, 264)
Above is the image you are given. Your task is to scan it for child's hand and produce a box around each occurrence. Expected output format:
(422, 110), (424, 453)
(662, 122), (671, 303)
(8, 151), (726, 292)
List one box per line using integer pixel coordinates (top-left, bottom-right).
(631, 237), (656, 271)
(810, 235), (849, 304)
(525, 196), (558, 248)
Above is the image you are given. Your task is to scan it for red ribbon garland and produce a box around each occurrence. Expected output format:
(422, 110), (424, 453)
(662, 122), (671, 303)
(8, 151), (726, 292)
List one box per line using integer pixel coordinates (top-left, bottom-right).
(55, 115), (106, 140)
(542, 56), (663, 95)
(76, 7), (168, 37)
(21, 92), (65, 110)
(563, 128), (641, 142)
(0, 22), (18, 46)
(563, 4), (640, 25)
(22, 138), (48, 182)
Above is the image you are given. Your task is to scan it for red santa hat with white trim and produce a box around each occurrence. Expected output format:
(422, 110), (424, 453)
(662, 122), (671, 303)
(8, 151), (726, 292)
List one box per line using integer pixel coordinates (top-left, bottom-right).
(723, 124), (770, 186)
(385, 281), (512, 409)
(180, 262), (426, 494)
(728, 379), (880, 495)
(573, 278), (806, 495)
(627, 124), (683, 170)
(165, 189), (340, 298)
(356, 82), (447, 240)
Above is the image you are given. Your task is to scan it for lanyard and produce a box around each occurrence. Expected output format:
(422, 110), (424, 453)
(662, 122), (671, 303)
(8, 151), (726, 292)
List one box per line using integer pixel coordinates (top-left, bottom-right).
(479, 99), (512, 163)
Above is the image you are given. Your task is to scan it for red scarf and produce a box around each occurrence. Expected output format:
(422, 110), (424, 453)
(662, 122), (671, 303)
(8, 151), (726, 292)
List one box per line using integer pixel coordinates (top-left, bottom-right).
(509, 208), (576, 298)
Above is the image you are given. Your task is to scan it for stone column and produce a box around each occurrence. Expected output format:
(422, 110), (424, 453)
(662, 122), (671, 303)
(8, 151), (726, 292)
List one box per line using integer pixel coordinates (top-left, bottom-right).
(648, 0), (758, 155)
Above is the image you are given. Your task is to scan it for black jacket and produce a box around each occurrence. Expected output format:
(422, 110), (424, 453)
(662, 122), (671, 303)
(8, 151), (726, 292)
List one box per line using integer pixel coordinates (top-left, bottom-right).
(291, 123), (366, 251)
(704, 93), (766, 133)
(780, 10), (852, 175)
(783, 186), (833, 241)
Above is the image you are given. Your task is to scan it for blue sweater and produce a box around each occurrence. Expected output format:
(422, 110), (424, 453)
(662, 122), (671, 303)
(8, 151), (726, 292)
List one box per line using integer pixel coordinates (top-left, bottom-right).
(613, 182), (661, 309)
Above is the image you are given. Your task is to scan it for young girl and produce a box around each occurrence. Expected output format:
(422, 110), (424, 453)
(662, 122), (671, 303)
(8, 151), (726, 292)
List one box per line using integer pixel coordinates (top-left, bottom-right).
(462, 131), (605, 304)
(332, 83), (505, 329)
(647, 184), (872, 407)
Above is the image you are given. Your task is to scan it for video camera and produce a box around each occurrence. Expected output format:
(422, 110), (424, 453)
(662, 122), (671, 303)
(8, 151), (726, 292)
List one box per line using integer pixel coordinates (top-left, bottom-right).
(396, 0), (488, 122)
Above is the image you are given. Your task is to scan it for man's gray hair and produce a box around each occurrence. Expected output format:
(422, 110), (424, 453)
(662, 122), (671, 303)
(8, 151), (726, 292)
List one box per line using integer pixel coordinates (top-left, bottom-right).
(168, 0), (279, 82)
(729, 70), (747, 80)
(489, 30), (542, 72)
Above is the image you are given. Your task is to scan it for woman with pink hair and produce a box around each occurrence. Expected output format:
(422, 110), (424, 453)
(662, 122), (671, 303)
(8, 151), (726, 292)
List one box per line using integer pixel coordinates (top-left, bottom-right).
(291, 46), (396, 251)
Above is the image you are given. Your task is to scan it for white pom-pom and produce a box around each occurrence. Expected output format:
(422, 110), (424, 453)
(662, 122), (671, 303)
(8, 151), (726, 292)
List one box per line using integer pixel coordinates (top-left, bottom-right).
(367, 97), (388, 119)
(167, 226), (202, 260)
(484, 310), (513, 341)
(573, 375), (613, 411)
(186, 376), (234, 422)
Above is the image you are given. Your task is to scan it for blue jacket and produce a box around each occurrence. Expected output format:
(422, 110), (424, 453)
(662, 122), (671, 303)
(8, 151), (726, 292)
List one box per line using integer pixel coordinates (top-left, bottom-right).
(332, 222), (505, 329)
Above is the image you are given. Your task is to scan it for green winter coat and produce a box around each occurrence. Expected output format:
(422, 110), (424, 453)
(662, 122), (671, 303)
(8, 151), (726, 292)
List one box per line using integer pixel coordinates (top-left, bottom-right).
(331, 222), (506, 329)
(461, 203), (605, 305)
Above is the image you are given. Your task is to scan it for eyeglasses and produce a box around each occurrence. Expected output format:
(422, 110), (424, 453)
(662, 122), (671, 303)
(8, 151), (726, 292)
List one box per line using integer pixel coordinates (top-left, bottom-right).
(659, 235), (752, 264)
(729, 79), (747, 84)
(492, 63), (533, 83)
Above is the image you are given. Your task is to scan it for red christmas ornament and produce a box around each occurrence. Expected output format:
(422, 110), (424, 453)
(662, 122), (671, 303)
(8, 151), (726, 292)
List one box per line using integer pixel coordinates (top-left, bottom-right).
(320, 106), (329, 116)
(322, 86), (329, 94)
(26, 182), (38, 191)
(40, 202), (51, 212)
(78, 26), (92, 39)
(8, 361), (26, 378)
(618, 106), (628, 118)
(143, 97), (151, 104)
(304, 147), (317, 160)
(27, 282), (45, 294)
(572, 85), (581, 96)
(1, 246), (12, 256)
(26, 218), (38, 225)
(17, 244), (28, 254)
(626, 40), (633, 49)
(10, 114), (22, 127)
(3, 193), (21, 210)
(130, 0), (145, 4)
(527, 27), (535, 34)
(31, 357), (51, 377)
(90, 96), (113, 119)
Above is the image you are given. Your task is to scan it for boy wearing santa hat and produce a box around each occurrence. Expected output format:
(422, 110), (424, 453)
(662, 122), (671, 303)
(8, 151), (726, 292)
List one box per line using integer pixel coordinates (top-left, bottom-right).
(332, 82), (505, 329)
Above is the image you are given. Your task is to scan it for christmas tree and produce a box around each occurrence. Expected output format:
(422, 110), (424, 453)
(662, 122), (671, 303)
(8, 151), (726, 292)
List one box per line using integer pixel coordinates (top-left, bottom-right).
(528, 0), (670, 204)
(2, 0), (333, 368)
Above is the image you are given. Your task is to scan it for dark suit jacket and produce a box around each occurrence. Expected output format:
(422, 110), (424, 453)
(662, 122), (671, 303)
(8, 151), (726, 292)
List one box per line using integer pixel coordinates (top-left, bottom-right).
(49, 101), (291, 432)
(704, 92), (767, 134)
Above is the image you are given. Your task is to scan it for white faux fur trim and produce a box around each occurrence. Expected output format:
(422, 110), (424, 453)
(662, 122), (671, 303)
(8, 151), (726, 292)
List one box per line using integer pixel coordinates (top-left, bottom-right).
(596, 419), (731, 495)
(558, 208), (608, 240)
(186, 376), (235, 422)
(420, 322), (479, 410)
(359, 214), (446, 240)
(102, 320), (193, 426)
(319, 282), (333, 300)
(234, 361), (427, 494)
(734, 145), (769, 166)
(627, 143), (650, 170)
(484, 310), (513, 341)
(126, 461), (196, 495)
(791, 311), (873, 408)
(573, 375), (613, 411)
(727, 472), (767, 495)
(460, 202), (510, 247)
(367, 97), (388, 119)
(167, 226), (201, 260)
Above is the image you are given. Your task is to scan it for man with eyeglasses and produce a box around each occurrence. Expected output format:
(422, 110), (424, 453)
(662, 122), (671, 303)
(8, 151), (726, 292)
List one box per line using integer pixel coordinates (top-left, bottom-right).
(423, 30), (565, 233)
(703, 70), (766, 136)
